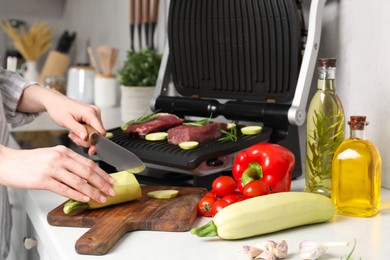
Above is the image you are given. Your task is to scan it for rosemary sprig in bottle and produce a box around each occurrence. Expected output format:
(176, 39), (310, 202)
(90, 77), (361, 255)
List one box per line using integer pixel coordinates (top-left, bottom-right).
(306, 110), (344, 193)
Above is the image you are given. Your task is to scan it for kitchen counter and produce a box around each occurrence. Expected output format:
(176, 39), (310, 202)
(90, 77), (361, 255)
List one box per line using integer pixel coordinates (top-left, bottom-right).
(12, 178), (390, 260)
(9, 107), (390, 259)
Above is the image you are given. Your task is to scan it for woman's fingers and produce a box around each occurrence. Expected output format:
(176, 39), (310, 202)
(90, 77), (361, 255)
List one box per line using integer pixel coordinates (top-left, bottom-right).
(44, 177), (91, 203)
(43, 146), (115, 203)
(68, 132), (99, 156)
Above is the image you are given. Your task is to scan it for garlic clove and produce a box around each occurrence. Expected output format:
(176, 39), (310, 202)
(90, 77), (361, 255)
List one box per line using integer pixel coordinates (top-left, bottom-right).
(273, 240), (288, 258)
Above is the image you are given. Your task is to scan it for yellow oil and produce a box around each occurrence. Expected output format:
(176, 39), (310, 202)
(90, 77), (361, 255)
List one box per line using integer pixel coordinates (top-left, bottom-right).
(332, 138), (381, 217)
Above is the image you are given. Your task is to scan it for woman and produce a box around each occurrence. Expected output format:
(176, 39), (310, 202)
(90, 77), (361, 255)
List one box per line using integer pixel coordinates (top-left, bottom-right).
(0, 66), (115, 259)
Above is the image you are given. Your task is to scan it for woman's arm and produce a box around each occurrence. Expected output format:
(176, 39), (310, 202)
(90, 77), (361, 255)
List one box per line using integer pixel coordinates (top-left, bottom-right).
(17, 84), (105, 155)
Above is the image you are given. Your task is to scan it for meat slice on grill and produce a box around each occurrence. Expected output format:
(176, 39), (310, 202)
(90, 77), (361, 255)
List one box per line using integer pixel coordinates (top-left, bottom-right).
(124, 113), (183, 136)
(167, 122), (228, 145)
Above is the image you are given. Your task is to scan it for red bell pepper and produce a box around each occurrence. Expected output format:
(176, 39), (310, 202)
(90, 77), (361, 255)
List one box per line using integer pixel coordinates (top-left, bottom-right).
(232, 142), (295, 193)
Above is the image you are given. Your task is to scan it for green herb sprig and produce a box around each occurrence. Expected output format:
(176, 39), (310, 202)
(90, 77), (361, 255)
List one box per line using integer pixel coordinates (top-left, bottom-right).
(183, 118), (213, 126)
(219, 124), (237, 142)
(121, 110), (161, 131)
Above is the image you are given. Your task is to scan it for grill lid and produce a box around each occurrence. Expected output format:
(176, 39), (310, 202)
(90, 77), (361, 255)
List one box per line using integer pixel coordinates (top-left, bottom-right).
(167, 0), (304, 103)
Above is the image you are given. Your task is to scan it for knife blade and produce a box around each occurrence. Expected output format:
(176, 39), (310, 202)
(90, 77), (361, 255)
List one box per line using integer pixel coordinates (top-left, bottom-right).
(85, 125), (145, 173)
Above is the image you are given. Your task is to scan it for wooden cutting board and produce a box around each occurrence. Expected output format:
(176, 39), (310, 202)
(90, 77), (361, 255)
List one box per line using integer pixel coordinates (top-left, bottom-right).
(47, 186), (207, 255)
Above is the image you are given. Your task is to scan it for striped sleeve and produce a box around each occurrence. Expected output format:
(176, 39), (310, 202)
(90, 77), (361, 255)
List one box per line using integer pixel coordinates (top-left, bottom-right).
(0, 67), (39, 128)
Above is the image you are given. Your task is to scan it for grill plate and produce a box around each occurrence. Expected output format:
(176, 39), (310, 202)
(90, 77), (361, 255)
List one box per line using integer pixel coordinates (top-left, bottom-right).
(108, 126), (272, 173)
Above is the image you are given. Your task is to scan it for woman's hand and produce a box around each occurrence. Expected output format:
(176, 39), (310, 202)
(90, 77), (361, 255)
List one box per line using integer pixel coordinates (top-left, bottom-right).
(0, 145), (115, 203)
(44, 93), (106, 156)
(17, 85), (106, 155)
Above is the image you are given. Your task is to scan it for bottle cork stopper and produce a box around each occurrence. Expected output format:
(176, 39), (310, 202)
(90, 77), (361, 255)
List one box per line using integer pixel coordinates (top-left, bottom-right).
(349, 116), (368, 130)
(318, 58), (337, 67)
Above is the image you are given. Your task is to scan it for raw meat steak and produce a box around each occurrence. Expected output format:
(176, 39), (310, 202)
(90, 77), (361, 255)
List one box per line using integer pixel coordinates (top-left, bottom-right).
(124, 113), (183, 136)
(167, 122), (228, 145)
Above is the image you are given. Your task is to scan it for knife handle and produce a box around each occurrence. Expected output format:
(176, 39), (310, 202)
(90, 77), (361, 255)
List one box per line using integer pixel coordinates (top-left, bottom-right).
(130, 0), (135, 26)
(84, 125), (99, 145)
(137, 0), (143, 25)
(151, 0), (159, 24)
(143, 0), (150, 24)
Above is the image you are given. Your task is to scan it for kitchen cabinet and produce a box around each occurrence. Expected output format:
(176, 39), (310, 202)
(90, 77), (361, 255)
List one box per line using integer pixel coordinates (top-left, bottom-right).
(7, 138), (40, 260)
(7, 187), (28, 260)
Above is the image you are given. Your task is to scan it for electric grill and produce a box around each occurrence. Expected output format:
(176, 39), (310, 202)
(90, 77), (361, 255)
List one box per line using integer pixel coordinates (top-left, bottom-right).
(109, 0), (327, 183)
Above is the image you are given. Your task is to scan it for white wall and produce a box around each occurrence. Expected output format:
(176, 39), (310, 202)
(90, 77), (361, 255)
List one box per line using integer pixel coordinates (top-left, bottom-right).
(2, 0), (390, 187)
(61, 0), (169, 67)
(317, 0), (390, 188)
(0, 0), (169, 69)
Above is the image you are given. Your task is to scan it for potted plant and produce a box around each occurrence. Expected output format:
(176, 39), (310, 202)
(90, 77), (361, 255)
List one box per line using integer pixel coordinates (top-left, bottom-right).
(117, 48), (162, 123)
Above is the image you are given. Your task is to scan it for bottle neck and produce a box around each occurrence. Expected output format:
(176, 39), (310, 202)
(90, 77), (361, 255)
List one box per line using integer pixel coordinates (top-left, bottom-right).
(317, 66), (336, 92)
(350, 128), (367, 140)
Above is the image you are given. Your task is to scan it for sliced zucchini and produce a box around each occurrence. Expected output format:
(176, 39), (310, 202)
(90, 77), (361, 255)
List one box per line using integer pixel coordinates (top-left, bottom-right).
(105, 132), (114, 139)
(147, 190), (179, 199)
(178, 141), (199, 150)
(241, 126), (263, 135)
(145, 132), (168, 141)
(227, 123), (236, 129)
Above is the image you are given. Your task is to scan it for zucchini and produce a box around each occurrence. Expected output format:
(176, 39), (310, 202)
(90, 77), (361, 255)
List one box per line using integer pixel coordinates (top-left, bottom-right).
(178, 141), (199, 150)
(147, 189), (179, 199)
(191, 192), (335, 239)
(145, 132), (168, 141)
(241, 126), (262, 135)
(105, 132), (114, 139)
(63, 170), (142, 214)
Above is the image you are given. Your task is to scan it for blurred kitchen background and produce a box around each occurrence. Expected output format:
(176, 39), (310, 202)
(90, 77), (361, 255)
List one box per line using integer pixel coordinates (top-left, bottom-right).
(1, 0), (390, 187)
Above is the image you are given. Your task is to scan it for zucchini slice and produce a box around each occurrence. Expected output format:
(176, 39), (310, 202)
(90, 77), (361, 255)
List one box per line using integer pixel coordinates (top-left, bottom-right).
(241, 126), (263, 135)
(105, 132), (114, 139)
(147, 190), (179, 199)
(178, 141), (199, 150)
(145, 132), (168, 141)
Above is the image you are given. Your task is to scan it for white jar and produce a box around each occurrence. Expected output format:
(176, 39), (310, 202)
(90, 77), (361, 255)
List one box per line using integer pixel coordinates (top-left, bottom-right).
(94, 74), (117, 107)
(66, 66), (95, 104)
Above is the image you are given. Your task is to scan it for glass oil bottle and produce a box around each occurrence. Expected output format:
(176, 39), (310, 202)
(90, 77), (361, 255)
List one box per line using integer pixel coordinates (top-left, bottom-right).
(332, 116), (381, 217)
(305, 58), (345, 197)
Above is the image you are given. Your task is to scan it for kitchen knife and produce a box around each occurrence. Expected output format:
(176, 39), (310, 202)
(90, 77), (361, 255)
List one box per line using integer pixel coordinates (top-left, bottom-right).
(85, 125), (145, 173)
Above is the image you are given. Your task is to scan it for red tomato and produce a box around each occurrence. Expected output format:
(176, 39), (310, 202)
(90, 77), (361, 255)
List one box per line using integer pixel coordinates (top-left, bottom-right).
(204, 191), (218, 200)
(236, 179), (245, 192)
(242, 180), (271, 198)
(197, 194), (217, 217)
(212, 175), (237, 197)
(211, 199), (229, 217)
(221, 192), (244, 205)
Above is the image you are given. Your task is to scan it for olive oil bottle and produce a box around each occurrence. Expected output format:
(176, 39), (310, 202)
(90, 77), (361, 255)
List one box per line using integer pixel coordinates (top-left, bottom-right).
(332, 116), (381, 217)
(305, 58), (345, 197)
